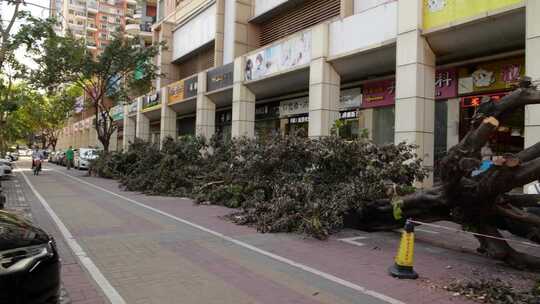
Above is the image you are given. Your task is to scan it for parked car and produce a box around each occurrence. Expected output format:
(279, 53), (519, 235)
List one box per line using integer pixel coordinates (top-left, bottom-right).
(0, 210), (61, 303)
(48, 151), (56, 163)
(0, 159), (13, 176)
(55, 151), (66, 166)
(74, 148), (97, 170)
(6, 152), (18, 161)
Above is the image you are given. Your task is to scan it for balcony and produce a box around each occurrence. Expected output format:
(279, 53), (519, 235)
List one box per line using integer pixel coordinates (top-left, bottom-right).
(87, 24), (98, 32)
(127, 0), (137, 5)
(87, 3), (98, 13)
(125, 23), (140, 35)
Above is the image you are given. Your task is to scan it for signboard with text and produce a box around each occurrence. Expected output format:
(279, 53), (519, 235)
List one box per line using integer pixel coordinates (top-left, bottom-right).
(435, 68), (458, 99)
(184, 76), (198, 99)
(168, 79), (185, 104)
(361, 79), (395, 108)
(207, 63), (234, 92)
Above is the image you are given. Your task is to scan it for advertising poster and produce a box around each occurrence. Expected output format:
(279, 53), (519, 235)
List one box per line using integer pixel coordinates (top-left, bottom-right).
(457, 57), (524, 94)
(245, 31), (311, 81)
(168, 79), (185, 104)
(423, 0), (523, 30)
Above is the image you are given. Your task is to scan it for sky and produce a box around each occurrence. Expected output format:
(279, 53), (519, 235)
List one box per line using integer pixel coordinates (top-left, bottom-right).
(1, 0), (51, 68)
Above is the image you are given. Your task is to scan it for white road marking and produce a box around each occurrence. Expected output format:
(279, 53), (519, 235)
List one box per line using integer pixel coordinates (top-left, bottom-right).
(338, 236), (369, 247)
(20, 171), (126, 304)
(53, 169), (405, 304)
(18, 196), (25, 202)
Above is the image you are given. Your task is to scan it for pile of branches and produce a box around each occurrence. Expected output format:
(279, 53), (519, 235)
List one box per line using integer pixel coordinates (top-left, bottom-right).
(91, 135), (425, 239)
(445, 279), (540, 304)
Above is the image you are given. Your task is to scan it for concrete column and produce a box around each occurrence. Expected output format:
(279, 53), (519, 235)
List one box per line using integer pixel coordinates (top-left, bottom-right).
(446, 98), (460, 150)
(160, 87), (176, 147)
(233, 0), (257, 58)
(155, 22), (175, 89)
(109, 129), (118, 151)
(196, 71), (216, 139)
(359, 108), (374, 140)
(214, 0), (225, 66)
(123, 105), (136, 151)
(309, 23), (340, 138)
(89, 127), (100, 149)
(525, 0), (540, 148)
(395, 0), (436, 187)
(231, 56), (255, 138)
(136, 98), (150, 141)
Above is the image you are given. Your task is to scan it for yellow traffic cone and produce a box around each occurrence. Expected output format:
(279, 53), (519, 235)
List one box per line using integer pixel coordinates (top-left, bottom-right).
(389, 220), (418, 279)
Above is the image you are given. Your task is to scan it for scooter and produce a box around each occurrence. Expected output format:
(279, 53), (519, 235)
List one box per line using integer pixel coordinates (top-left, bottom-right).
(33, 159), (42, 176)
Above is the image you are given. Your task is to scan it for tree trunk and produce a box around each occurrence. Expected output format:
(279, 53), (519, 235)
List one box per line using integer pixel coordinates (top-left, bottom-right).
(354, 80), (540, 270)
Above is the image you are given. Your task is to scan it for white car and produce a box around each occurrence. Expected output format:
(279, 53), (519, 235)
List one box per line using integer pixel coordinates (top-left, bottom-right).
(74, 148), (98, 170)
(0, 163), (12, 178)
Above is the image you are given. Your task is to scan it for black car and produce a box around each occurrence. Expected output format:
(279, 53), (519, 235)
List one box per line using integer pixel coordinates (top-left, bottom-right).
(0, 210), (61, 304)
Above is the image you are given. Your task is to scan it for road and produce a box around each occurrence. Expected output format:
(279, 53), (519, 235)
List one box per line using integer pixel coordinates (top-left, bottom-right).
(13, 159), (536, 304)
(18, 160), (401, 304)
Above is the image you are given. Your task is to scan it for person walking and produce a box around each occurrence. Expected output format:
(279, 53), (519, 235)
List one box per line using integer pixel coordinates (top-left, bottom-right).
(66, 146), (74, 170)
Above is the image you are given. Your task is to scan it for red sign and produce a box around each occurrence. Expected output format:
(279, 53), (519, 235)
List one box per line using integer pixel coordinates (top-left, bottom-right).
(435, 68), (457, 99)
(461, 92), (508, 108)
(362, 79), (395, 108)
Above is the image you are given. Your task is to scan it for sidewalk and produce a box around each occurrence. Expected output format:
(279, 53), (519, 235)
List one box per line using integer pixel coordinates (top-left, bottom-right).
(57, 166), (540, 304)
(1, 171), (108, 304)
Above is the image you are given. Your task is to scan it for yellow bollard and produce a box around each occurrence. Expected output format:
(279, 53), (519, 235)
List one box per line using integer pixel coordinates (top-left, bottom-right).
(388, 220), (418, 279)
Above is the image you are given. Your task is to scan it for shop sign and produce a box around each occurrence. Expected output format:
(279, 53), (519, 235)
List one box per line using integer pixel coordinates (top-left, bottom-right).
(111, 105), (124, 121)
(435, 68), (457, 99)
(423, 0), (523, 30)
(184, 76), (198, 99)
(255, 103), (280, 119)
(461, 92), (507, 108)
(168, 79), (185, 104)
(245, 31), (312, 81)
(458, 57), (524, 95)
(289, 116), (309, 124)
(128, 101), (138, 114)
(340, 88), (362, 109)
(207, 63), (234, 92)
(340, 110), (358, 119)
(142, 92), (160, 109)
(279, 97), (309, 117)
(361, 79), (395, 108)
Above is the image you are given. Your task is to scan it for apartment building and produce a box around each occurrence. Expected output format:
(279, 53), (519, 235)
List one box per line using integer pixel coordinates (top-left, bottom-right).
(54, 0), (158, 150)
(59, 0), (540, 187)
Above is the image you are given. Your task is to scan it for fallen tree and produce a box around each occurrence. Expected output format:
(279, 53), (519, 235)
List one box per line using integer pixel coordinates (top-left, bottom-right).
(91, 78), (540, 270)
(350, 78), (540, 271)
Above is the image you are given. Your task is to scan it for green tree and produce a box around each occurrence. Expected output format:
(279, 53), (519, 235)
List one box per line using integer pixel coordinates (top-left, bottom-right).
(28, 27), (162, 152)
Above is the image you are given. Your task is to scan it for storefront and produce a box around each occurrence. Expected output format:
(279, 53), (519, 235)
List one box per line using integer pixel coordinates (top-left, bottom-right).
(177, 115), (196, 138)
(255, 102), (280, 139)
(279, 96), (309, 136)
(338, 87), (363, 140)
(216, 109), (232, 140)
(362, 78), (395, 145)
(458, 57), (525, 155)
(433, 68), (459, 178)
